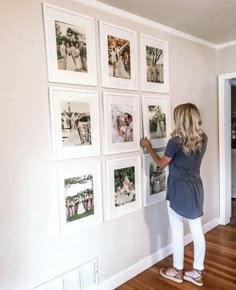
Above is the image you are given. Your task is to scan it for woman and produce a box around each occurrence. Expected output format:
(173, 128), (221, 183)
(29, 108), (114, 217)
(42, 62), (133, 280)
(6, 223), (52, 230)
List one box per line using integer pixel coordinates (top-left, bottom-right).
(112, 116), (125, 143)
(140, 103), (207, 287)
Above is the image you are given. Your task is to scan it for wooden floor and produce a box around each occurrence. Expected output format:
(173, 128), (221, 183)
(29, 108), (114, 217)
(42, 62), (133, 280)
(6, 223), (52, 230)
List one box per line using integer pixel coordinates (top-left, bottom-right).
(116, 199), (236, 290)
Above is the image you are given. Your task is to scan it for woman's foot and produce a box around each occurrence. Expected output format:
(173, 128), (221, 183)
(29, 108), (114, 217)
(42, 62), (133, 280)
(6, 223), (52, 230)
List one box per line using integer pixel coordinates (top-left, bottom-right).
(160, 267), (183, 283)
(184, 269), (203, 286)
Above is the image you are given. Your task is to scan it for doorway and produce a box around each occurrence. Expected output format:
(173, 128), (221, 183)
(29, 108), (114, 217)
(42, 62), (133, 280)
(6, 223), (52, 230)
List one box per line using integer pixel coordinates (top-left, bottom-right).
(218, 72), (236, 225)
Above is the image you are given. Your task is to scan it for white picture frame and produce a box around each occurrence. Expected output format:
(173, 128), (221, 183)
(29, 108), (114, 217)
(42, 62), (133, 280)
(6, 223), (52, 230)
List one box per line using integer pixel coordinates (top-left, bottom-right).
(57, 162), (103, 234)
(99, 21), (138, 90)
(142, 95), (171, 149)
(42, 3), (97, 86)
(49, 87), (100, 160)
(140, 34), (169, 93)
(143, 151), (167, 206)
(103, 92), (140, 154)
(106, 156), (142, 219)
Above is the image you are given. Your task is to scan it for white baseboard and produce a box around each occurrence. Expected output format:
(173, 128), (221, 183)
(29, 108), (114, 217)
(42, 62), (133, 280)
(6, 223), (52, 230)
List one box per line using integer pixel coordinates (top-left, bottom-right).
(96, 217), (219, 290)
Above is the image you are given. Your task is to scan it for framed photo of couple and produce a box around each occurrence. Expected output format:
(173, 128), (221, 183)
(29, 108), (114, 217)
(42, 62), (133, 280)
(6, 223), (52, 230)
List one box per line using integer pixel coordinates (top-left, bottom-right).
(99, 21), (138, 90)
(143, 150), (167, 206)
(106, 156), (142, 219)
(103, 92), (140, 154)
(57, 162), (103, 234)
(142, 95), (171, 149)
(140, 34), (169, 93)
(49, 87), (100, 160)
(42, 3), (97, 86)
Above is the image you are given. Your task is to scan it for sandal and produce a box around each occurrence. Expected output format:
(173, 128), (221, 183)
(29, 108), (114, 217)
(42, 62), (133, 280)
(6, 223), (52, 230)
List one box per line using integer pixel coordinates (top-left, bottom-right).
(184, 269), (203, 287)
(160, 267), (183, 283)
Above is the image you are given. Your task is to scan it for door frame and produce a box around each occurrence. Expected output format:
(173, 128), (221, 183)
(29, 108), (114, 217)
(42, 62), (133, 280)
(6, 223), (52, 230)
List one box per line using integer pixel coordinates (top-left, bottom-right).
(218, 72), (236, 224)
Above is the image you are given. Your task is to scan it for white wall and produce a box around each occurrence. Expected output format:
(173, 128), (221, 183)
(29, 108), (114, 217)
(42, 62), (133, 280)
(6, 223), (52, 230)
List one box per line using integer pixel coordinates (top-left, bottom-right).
(1, 1), (219, 289)
(217, 45), (236, 74)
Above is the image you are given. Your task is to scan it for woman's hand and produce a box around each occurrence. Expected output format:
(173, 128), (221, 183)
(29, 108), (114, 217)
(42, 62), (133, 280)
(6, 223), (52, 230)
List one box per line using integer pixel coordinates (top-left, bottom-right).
(140, 137), (152, 151)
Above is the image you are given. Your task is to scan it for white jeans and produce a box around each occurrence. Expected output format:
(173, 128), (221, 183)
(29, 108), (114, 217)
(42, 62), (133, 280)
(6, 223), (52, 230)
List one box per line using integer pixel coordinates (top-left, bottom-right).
(168, 202), (206, 271)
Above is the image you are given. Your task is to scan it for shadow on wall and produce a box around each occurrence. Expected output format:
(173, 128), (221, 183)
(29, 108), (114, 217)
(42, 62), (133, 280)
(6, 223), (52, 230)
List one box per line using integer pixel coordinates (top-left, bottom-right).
(144, 200), (171, 266)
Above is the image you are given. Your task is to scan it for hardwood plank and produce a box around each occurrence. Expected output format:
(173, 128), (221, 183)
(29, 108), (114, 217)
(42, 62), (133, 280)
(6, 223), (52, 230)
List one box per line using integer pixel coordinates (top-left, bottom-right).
(115, 210), (236, 290)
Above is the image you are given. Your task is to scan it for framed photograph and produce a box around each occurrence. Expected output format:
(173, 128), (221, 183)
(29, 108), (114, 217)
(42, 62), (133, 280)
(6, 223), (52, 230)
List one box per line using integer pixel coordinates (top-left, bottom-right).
(49, 87), (100, 160)
(99, 21), (137, 90)
(106, 156), (142, 219)
(103, 92), (140, 154)
(143, 151), (167, 206)
(140, 34), (169, 93)
(42, 3), (97, 85)
(57, 162), (102, 234)
(142, 95), (171, 149)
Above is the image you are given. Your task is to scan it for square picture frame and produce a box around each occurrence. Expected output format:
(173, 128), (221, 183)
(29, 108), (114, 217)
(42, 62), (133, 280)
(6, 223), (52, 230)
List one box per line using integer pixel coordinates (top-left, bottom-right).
(143, 151), (167, 206)
(103, 92), (140, 154)
(142, 95), (171, 149)
(106, 156), (142, 220)
(99, 21), (138, 90)
(57, 162), (103, 234)
(42, 3), (97, 86)
(140, 34), (169, 93)
(49, 87), (100, 160)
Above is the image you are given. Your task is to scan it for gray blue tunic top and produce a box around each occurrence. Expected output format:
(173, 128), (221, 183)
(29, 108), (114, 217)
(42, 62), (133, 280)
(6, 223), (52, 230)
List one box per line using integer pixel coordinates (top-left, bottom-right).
(164, 133), (208, 219)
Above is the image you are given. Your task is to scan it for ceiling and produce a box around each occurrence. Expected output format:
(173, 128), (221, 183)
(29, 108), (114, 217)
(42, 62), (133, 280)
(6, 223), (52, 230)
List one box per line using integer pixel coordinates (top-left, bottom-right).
(97, 0), (236, 45)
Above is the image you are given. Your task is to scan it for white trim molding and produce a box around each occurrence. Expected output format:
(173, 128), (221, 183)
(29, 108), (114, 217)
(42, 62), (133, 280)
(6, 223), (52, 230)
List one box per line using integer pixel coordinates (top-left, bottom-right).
(96, 218), (219, 290)
(216, 40), (236, 50)
(218, 72), (236, 225)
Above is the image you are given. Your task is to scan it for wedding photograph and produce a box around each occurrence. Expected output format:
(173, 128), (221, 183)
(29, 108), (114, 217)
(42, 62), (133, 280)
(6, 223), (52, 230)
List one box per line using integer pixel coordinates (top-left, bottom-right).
(140, 34), (169, 92)
(107, 35), (131, 79)
(148, 105), (166, 140)
(149, 160), (166, 195)
(55, 20), (87, 72)
(146, 45), (164, 84)
(111, 104), (133, 143)
(106, 156), (142, 219)
(103, 92), (140, 154)
(43, 4), (97, 85)
(142, 95), (170, 149)
(99, 21), (137, 90)
(143, 152), (167, 206)
(49, 87), (100, 160)
(64, 174), (94, 223)
(60, 101), (91, 147)
(114, 166), (136, 207)
(57, 162), (102, 234)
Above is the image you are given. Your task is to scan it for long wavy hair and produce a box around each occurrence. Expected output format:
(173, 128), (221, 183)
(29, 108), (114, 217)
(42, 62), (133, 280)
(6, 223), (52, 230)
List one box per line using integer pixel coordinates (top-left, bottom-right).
(171, 103), (203, 154)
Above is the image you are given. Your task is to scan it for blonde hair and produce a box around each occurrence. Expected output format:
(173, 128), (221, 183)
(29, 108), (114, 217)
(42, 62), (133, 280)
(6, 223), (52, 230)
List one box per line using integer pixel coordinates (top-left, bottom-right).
(171, 103), (203, 154)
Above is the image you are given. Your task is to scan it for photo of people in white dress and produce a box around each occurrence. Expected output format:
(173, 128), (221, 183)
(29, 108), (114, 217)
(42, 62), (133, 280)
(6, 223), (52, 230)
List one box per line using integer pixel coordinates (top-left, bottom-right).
(61, 101), (91, 146)
(55, 20), (87, 72)
(114, 166), (135, 207)
(107, 35), (131, 79)
(149, 161), (166, 195)
(64, 174), (94, 223)
(148, 105), (166, 140)
(111, 104), (133, 143)
(146, 45), (164, 84)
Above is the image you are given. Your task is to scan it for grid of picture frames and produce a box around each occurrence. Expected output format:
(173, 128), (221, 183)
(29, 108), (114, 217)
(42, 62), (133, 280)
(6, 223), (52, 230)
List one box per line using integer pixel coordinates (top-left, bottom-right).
(42, 2), (171, 234)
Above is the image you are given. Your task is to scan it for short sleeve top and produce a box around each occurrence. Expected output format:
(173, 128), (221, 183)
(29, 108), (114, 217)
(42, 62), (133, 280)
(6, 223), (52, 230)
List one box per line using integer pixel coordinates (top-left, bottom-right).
(164, 133), (208, 219)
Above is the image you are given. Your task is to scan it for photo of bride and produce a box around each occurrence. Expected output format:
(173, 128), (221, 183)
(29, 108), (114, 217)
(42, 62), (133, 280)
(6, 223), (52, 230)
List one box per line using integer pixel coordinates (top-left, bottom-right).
(114, 166), (136, 207)
(111, 104), (133, 143)
(107, 35), (131, 79)
(60, 101), (91, 147)
(148, 105), (166, 140)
